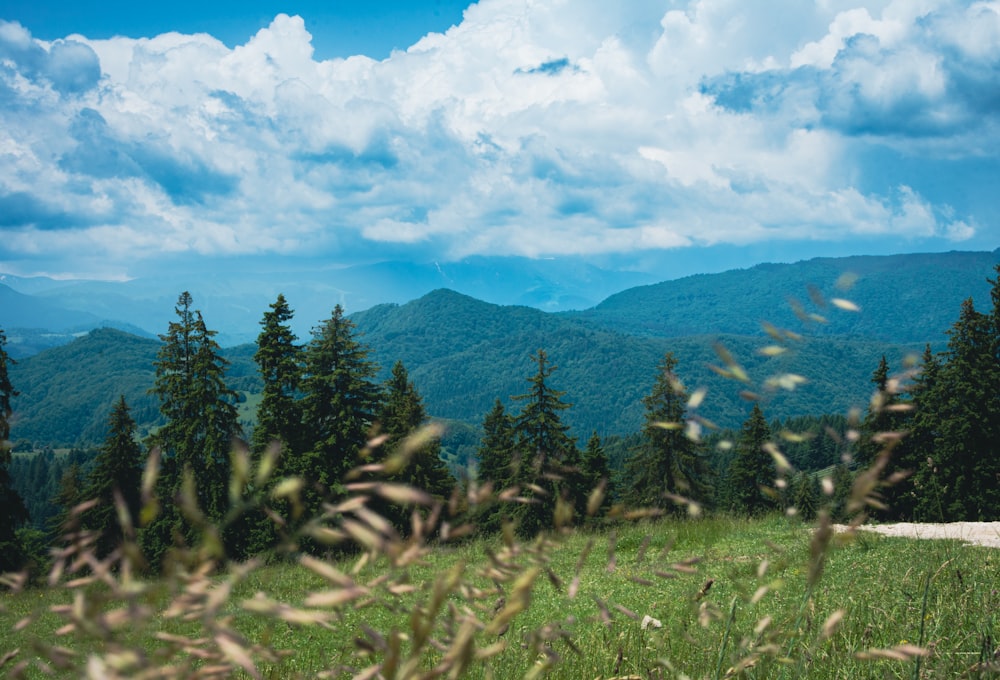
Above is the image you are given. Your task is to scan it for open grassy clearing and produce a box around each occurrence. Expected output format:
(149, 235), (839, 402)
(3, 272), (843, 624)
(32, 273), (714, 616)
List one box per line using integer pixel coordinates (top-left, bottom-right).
(2, 513), (998, 678)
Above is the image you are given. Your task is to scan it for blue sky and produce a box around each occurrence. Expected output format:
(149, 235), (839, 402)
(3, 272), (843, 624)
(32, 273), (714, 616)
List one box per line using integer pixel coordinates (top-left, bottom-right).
(0, 0), (472, 60)
(0, 0), (997, 280)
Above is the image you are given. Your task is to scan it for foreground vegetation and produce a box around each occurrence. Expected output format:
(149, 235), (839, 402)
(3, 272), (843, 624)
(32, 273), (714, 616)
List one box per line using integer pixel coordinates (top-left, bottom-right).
(2, 506), (997, 678)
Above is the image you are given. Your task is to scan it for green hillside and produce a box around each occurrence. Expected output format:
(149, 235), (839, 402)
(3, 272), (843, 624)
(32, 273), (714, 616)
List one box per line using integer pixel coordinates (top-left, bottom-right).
(350, 289), (922, 436)
(7, 328), (258, 447)
(566, 249), (1000, 342)
(7, 328), (161, 446)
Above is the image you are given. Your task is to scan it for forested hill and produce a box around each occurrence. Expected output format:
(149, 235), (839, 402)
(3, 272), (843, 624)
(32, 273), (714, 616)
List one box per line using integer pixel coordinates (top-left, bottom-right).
(565, 249), (1000, 342)
(8, 328), (161, 446)
(7, 328), (257, 447)
(350, 289), (920, 437)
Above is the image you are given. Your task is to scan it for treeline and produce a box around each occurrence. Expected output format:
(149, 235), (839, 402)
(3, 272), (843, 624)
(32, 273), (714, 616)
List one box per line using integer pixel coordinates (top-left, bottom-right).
(857, 269), (1000, 521)
(9, 447), (97, 531)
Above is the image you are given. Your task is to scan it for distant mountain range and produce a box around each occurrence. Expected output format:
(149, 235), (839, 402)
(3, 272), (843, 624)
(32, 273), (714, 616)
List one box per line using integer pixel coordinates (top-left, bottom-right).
(0, 256), (655, 354)
(4, 249), (998, 357)
(567, 250), (1000, 343)
(5, 249), (999, 447)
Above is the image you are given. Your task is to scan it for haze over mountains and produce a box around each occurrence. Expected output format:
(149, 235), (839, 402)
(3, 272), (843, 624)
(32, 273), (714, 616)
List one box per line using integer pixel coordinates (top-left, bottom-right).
(4, 249), (998, 357)
(1, 256), (655, 355)
(5, 249), (999, 448)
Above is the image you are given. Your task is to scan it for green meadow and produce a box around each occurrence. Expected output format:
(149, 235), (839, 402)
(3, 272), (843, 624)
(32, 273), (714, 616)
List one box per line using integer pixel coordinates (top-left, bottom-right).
(3, 513), (997, 678)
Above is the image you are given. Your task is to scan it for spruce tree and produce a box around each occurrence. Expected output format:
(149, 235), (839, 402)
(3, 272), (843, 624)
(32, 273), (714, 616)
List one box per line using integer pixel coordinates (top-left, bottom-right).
(80, 395), (144, 559)
(189, 312), (243, 519)
(623, 352), (712, 511)
(297, 305), (382, 520)
(477, 399), (516, 490)
(865, 349), (922, 520)
(240, 294), (304, 555)
(581, 431), (612, 518)
(916, 298), (1000, 520)
(0, 328), (30, 572)
(558, 443), (590, 524)
(48, 463), (85, 537)
(0, 328), (16, 450)
(374, 361), (453, 528)
(252, 294), (303, 458)
(474, 398), (517, 533)
(828, 461), (854, 523)
(904, 346), (944, 521)
(857, 355), (895, 469)
(510, 349), (579, 535)
(380, 362), (426, 443)
(904, 270), (1000, 521)
(986, 265), (1000, 513)
(725, 403), (776, 515)
(790, 472), (819, 521)
(143, 293), (242, 565)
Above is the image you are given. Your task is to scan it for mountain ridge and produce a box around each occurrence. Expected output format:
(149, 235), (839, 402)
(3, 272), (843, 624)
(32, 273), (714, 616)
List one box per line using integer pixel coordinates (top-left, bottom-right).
(4, 249), (996, 355)
(566, 249), (1000, 343)
(0, 255), (657, 348)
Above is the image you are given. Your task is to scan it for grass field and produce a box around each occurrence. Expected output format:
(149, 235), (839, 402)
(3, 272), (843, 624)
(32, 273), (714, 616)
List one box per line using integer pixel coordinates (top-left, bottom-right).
(2, 511), (998, 679)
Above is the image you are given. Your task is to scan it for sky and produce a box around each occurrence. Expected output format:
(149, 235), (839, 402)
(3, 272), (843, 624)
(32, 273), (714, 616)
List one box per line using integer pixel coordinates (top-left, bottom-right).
(0, 0), (998, 281)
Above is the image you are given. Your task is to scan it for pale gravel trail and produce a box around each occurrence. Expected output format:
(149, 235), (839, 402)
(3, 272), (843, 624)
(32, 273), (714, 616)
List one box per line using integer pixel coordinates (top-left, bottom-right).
(837, 522), (1000, 548)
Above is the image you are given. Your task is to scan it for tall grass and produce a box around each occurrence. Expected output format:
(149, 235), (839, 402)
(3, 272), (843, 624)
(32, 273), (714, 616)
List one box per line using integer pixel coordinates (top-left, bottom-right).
(2, 483), (997, 678)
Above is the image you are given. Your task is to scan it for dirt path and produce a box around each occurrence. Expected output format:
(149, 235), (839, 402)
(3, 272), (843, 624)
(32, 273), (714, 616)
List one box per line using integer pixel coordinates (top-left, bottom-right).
(837, 522), (1000, 548)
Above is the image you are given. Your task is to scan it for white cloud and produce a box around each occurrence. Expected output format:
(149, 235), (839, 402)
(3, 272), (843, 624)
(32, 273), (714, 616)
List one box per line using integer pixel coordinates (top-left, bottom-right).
(944, 219), (976, 241)
(0, 0), (992, 279)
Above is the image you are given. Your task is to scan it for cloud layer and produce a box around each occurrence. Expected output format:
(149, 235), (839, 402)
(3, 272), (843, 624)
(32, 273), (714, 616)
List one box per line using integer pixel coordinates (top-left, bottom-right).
(0, 0), (996, 277)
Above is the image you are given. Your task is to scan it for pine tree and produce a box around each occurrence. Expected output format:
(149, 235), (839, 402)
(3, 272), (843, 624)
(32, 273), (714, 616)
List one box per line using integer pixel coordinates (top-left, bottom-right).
(252, 294), (303, 459)
(725, 403), (776, 515)
(790, 472), (819, 521)
(240, 294), (304, 556)
(477, 399), (516, 490)
(581, 431), (612, 518)
(296, 305), (382, 520)
(857, 355), (894, 470)
(902, 269), (1000, 522)
(904, 346), (945, 521)
(474, 399), (517, 533)
(48, 463), (85, 537)
(915, 297), (1000, 520)
(623, 352), (712, 511)
(828, 461), (854, 523)
(80, 395), (144, 559)
(143, 293), (242, 565)
(374, 361), (453, 528)
(0, 328), (30, 572)
(510, 349), (579, 535)
(0, 328), (16, 450)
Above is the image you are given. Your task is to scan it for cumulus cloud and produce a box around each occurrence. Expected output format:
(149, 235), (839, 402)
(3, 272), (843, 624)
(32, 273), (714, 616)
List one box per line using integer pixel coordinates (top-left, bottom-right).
(0, 1), (994, 279)
(0, 21), (100, 93)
